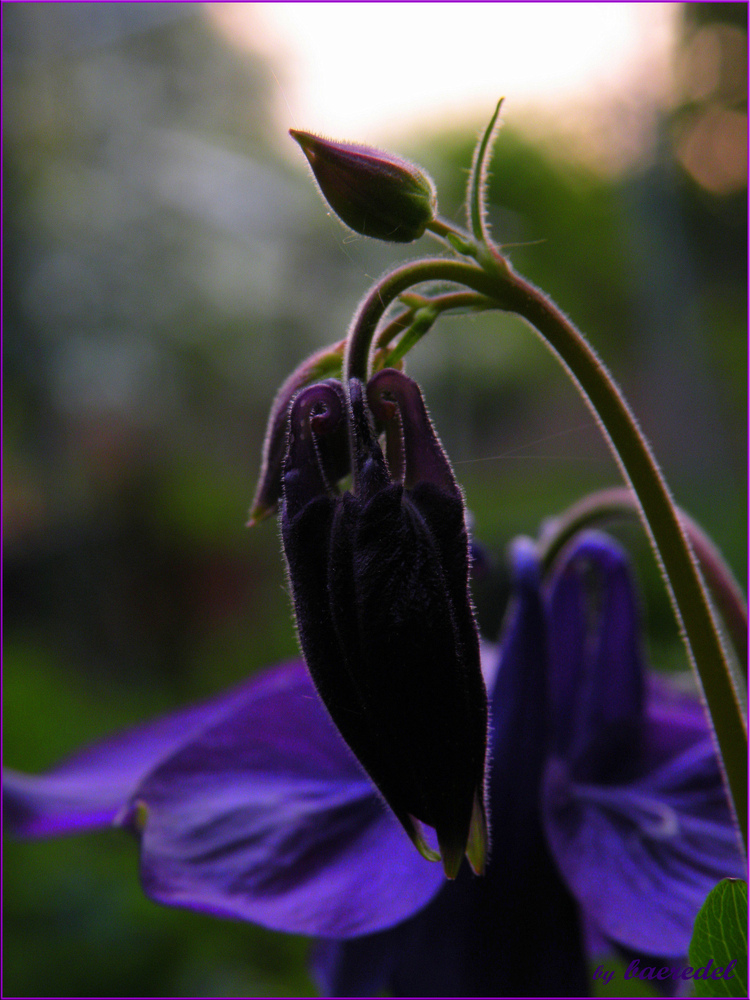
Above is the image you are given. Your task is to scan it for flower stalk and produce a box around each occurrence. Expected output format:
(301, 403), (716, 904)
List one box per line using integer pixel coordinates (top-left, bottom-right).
(480, 261), (747, 852)
(344, 250), (747, 849)
(294, 106), (747, 850)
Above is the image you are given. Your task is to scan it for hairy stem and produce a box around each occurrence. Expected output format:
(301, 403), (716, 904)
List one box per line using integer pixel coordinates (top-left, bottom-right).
(344, 254), (747, 848)
(344, 259), (491, 381)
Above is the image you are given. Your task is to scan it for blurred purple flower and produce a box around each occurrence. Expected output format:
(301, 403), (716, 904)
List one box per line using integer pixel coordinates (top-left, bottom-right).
(312, 532), (745, 995)
(4, 531), (743, 996)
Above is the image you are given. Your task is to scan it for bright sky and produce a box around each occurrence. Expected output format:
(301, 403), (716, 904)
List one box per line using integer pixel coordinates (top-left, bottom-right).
(208, 2), (679, 145)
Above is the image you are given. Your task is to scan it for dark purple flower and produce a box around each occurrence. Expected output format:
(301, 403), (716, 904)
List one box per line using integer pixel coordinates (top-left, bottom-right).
(280, 370), (488, 878)
(4, 531), (743, 996)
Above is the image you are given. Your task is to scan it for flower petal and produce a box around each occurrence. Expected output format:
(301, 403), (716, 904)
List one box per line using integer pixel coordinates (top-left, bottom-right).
(542, 734), (745, 957)
(643, 674), (719, 769)
(546, 531), (645, 783)
(283, 375), (488, 877)
(129, 661), (446, 938)
(4, 674), (266, 837)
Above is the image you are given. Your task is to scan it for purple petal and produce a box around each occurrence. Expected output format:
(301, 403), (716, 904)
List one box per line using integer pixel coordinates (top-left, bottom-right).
(544, 542), (589, 739)
(488, 536), (548, 791)
(4, 673), (268, 837)
(546, 532), (645, 782)
(129, 661), (445, 938)
(643, 674), (720, 769)
(542, 733), (745, 957)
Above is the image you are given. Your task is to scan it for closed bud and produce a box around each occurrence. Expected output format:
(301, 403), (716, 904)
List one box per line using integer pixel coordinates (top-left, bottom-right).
(280, 369), (488, 877)
(290, 130), (437, 243)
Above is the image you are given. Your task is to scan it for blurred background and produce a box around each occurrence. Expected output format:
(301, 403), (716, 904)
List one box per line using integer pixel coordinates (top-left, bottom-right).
(3, 3), (746, 996)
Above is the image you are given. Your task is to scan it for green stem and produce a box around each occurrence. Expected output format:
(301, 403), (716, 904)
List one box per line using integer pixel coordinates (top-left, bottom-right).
(426, 217), (480, 258)
(380, 306), (440, 368)
(490, 262), (746, 848)
(373, 307), (415, 355)
(374, 291), (492, 354)
(467, 97), (504, 243)
(377, 292), (494, 369)
(344, 254), (747, 849)
(345, 259), (492, 381)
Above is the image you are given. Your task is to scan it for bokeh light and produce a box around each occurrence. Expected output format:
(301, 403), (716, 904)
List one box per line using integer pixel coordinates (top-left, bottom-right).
(208, 3), (678, 138)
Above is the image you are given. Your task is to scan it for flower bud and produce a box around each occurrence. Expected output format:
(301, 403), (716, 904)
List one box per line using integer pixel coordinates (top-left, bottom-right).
(280, 370), (488, 878)
(290, 130), (437, 243)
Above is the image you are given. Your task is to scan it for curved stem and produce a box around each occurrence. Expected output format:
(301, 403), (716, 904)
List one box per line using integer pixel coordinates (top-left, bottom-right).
(374, 291), (493, 354)
(497, 266), (747, 848)
(492, 262), (746, 848)
(467, 97), (504, 244)
(344, 254), (747, 849)
(344, 258), (492, 382)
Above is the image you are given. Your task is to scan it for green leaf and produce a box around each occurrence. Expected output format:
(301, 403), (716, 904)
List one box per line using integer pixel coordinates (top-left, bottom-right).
(688, 878), (747, 997)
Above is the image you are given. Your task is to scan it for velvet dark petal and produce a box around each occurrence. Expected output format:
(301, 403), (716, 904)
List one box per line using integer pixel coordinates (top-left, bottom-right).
(248, 341), (347, 525)
(542, 735), (745, 958)
(291, 375), (489, 875)
(3, 678), (261, 837)
(130, 661), (445, 938)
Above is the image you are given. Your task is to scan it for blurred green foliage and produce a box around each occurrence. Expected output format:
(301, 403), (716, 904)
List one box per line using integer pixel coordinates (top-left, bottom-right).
(3, 4), (746, 997)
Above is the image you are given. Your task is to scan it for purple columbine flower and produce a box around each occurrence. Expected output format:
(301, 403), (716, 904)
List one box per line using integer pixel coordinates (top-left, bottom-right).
(313, 533), (745, 996)
(280, 370), (488, 879)
(4, 531), (743, 996)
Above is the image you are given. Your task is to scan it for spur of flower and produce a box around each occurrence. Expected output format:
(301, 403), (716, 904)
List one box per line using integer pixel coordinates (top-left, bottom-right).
(4, 526), (743, 996)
